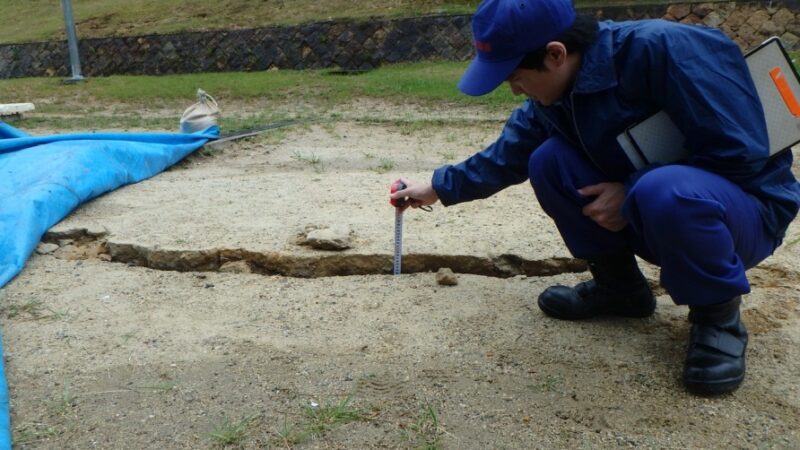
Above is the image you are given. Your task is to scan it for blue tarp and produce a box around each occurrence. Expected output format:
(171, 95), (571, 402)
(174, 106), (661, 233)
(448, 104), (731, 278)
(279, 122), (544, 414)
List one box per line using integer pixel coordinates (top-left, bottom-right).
(0, 122), (218, 449)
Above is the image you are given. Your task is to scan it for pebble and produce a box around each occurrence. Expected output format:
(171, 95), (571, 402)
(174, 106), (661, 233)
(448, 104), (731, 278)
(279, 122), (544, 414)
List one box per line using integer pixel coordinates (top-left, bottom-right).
(35, 243), (59, 255)
(219, 260), (253, 273)
(296, 225), (354, 250)
(436, 267), (458, 286)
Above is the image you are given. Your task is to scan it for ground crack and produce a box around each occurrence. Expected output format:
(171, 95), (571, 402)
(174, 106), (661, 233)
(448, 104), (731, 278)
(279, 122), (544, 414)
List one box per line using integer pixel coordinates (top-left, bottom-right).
(42, 229), (800, 285)
(44, 229), (587, 278)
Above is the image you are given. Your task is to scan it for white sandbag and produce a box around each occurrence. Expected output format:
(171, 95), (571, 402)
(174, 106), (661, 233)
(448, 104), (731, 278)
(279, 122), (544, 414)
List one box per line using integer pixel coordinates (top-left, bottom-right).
(0, 103), (35, 116)
(180, 89), (220, 133)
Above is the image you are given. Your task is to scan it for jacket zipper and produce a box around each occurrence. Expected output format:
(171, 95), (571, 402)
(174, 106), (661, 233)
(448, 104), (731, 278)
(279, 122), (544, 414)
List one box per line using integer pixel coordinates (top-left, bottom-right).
(534, 104), (577, 148)
(569, 92), (608, 175)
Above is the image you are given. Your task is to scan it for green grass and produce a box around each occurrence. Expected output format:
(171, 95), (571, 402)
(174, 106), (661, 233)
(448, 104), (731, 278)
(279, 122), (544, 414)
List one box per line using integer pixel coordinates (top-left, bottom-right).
(209, 414), (259, 447)
(0, 0), (481, 44)
(0, 62), (515, 106)
(303, 394), (364, 437)
(0, 61), (520, 133)
(274, 415), (311, 447)
(527, 374), (564, 393)
(268, 394), (366, 447)
(2, 299), (66, 321)
(136, 381), (178, 393)
(13, 385), (76, 444)
(48, 384), (77, 416)
(401, 402), (446, 450)
(15, 115), (178, 132)
(291, 150), (326, 172)
(372, 157), (396, 174)
(0, 0), (688, 44)
(0, 62), (517, 107)
(14, 423), (65, 446)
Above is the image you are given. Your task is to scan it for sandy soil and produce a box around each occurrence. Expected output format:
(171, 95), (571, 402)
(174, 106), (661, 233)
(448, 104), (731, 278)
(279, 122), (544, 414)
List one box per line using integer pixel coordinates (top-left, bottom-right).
(1, 104), (799, 449)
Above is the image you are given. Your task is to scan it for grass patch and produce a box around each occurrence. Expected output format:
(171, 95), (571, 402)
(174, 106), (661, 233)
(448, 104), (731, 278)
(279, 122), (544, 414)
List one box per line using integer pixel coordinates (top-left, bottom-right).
(248, 127), (290, 145)
(290, 150), (325, 172)
(14, 423), (66, 445)
(303, 394), (364, 437)
(438, 150), (457, 161)
(632, 372), (655, 388)
(2, 299), (65, 321)
(0, 62), (518, 111)
(17, 115), (177, 132)
(269, 394), (365, 447)
(372, 157), (395, 174)
(0, 0), (691, 44)
(346, 62), (515, 108)
(0, 0), (482, 44)
(0, 62), (520, 135)
(48, 384), (77, 416)
(273, 415), (311, 447)
(357, 116), (502, 129)
(15, 386), (76, 445)
(136, 381), (178, 393)
(527, 374), (564, 393)
(401, 401), (446, 450)
(190, 146), (220, 159)
(209, 414), (259, 447)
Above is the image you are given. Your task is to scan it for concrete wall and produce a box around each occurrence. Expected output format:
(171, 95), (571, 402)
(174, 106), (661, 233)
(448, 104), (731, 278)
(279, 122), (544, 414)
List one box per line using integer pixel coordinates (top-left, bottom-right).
(1, 1), (799, 79)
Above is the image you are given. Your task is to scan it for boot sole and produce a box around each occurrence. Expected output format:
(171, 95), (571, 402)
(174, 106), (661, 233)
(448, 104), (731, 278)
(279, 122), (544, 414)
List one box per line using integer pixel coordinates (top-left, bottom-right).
(609, 305), (657, 318)
(537, 297), (655, 321)
(684, 375), (744, 395)
(537, 297), (595, 320)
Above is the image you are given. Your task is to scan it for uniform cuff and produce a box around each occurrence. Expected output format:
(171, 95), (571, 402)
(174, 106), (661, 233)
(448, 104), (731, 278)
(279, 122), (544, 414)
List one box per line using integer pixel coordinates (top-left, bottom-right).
(431, 165), (458, 206)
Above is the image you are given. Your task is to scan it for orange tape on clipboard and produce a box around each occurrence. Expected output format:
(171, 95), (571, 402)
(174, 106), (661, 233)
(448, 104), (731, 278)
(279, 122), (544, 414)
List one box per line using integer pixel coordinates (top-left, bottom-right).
(769, 67), (800, 118)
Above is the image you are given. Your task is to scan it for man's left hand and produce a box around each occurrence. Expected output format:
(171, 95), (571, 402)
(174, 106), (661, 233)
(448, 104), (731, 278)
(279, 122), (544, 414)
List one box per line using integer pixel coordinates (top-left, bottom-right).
(578, 182), (627, 232)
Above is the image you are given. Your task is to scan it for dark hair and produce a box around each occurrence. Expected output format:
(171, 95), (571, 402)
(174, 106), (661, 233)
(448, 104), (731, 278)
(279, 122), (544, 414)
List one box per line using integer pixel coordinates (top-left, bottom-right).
(517, 14), (599, 70)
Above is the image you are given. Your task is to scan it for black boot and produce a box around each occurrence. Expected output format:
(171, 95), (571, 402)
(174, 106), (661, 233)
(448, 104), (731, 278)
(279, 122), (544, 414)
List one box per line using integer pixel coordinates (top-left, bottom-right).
(537, 252), (655, 320)
(684, 296), (747, 395)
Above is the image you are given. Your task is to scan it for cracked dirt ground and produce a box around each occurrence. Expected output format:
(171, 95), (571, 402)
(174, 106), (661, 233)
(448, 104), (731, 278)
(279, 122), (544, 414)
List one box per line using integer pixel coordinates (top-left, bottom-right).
(1, 115), (799, 449)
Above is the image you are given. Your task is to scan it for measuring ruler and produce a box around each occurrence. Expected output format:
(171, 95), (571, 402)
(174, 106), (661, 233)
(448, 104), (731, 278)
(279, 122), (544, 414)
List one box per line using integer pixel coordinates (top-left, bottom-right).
(393, 208), (404, 275)
(390, 180), (406, 275)
(389, 180), (432, 275)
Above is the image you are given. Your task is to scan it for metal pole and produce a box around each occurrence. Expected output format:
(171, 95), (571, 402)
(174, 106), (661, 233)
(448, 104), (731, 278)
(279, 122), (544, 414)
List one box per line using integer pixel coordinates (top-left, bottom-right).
(61, 0), (85, 83)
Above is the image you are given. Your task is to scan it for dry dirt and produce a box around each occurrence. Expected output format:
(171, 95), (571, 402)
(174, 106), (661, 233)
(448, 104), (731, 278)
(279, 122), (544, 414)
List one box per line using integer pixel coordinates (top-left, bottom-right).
(1, 102), (799, 449)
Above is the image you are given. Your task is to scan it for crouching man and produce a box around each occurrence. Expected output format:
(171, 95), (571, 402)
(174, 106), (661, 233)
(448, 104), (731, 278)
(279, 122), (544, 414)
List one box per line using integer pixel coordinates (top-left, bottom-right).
(392, 0), (800, 394)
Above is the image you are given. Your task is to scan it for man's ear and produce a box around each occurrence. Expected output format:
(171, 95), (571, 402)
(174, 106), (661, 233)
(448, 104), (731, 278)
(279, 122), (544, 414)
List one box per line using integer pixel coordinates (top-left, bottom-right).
(544, 42), (568, 67)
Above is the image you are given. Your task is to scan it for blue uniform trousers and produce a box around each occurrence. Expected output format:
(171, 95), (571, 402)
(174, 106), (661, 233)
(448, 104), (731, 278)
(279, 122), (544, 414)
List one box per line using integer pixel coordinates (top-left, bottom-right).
(528, 137), (780, 306)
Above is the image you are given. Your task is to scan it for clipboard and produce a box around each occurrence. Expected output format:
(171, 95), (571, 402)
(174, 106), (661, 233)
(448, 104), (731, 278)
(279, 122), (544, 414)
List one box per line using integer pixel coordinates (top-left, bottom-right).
(618, 37), (800, 170)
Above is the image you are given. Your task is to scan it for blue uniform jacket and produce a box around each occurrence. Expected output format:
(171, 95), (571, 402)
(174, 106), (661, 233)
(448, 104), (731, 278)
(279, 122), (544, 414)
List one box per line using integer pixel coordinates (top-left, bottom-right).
(432, 20), (800, 238)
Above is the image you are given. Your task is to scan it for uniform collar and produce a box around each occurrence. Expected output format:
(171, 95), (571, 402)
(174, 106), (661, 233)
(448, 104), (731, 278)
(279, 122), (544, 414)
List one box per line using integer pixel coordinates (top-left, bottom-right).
(572, 21), (618, 94)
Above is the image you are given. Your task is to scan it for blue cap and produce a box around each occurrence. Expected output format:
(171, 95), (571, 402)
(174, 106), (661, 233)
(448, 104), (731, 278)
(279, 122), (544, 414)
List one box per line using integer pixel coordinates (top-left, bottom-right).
(458, 0), (576, 96)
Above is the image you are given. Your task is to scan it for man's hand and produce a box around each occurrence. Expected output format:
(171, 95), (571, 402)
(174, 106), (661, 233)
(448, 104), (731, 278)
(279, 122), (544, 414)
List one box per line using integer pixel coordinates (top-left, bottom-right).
(390, 178), (439, 212)
(578, 182), (627, 232)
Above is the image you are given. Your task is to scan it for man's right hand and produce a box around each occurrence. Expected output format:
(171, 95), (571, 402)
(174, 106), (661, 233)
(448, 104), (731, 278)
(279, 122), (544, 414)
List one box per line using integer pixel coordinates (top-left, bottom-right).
(578, 182), (627, 232)
(389, 178), (439, 212)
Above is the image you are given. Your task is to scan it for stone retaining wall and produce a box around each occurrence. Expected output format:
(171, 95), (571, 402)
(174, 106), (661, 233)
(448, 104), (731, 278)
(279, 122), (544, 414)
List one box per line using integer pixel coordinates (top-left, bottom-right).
(1, 1), (800, 79)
